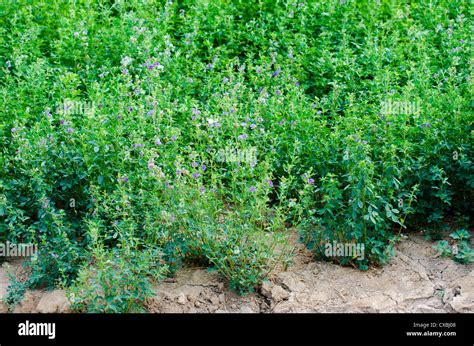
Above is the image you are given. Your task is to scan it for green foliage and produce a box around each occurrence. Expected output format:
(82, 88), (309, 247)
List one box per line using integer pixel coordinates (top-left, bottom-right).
(69, 245), (168, 313)
(3, 273), (28, 312)
(0, 0), (471, 310)
(433, 229), (473, 264)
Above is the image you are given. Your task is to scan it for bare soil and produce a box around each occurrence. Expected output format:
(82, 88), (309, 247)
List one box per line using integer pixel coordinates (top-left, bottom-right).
(1, 232), (472, 313)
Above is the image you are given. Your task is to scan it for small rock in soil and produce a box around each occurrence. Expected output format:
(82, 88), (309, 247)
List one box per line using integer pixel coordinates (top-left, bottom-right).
(36, 290), (70, 313)
(177, 293), (187, 305)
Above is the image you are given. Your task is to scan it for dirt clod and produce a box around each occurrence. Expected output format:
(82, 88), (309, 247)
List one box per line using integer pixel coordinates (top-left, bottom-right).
(36, 290), (70, 313)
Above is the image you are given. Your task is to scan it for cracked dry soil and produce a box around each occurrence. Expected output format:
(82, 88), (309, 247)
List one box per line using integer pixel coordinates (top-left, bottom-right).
(1, 233), (472, 313)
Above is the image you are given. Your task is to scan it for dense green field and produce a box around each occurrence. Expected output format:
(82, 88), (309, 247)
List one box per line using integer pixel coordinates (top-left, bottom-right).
(0, 0), (472, 312)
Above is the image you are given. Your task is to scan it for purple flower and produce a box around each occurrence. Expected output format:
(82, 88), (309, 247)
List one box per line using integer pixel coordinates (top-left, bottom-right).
(267, 180), (274, 187)
(176, 168), (182, 176)
(148, 161), (155, 170)
(153, 62), (163, 69)
(11, 127), (17, 133)
(60, 119), (65, 125)
(275, 90), (282, 96)
(308, 178), (315, 185)
(122, 176), (129, 182)
(206, 63), (213, 70)
(193, 172), (200, 179)
(123, 68), (128, 75)
(155, 138), (162, 145)
(67, 127), (74, 133)
(128, 107), (133, 112)
(250, 161), (256, 168)
(146, 62), (163, 70)
(240, 121), (247, 127)
(211, 121), (223, 129)
(223, 77), (229, 83)
(460, 39), (465, 43)
(171, 135), (177, 141)
(147, 109), (155, 116)
(238, 133), (248, 140)
(295, 82), (300, 86)
(41, 198), (49, 209)
(192, 115), (197, 120)
(199, 187), (206, 193)
(200, 164), (207, 171)
(425, 123), (431, 128)
(279, 118), (286, 126)
(191, 161), (198, 168)
(250, 123), (256, 130)
(249, 186), (256, 193)
(271, 70), (281, 77)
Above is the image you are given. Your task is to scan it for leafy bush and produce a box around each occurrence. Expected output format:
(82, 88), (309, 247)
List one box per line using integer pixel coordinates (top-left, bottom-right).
(0, 0), (471, 310)
(433, 229), (473, 264)
(69, 246), (168, 313)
